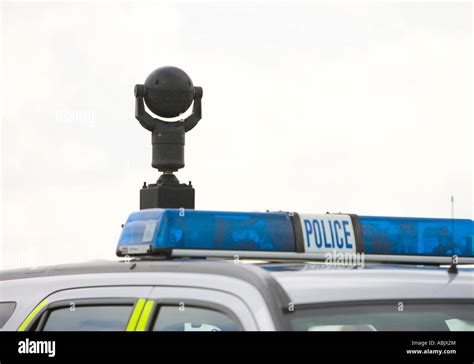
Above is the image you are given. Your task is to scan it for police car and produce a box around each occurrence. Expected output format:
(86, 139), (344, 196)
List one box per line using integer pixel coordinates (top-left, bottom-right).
(1, 209), (473, 331)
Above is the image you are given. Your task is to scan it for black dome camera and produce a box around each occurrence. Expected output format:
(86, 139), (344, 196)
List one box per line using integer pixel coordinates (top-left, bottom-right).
(142, 66), (194, 118)
(135, 66), (203, 209)
(135, 66), (203, 172)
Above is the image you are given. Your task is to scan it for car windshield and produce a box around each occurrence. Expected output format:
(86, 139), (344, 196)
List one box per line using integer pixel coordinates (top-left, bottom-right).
(290, 302), (474, 331)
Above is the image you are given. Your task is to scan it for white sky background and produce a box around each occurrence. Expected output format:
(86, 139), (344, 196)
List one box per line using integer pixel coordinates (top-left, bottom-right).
(0, 1), (472, 269)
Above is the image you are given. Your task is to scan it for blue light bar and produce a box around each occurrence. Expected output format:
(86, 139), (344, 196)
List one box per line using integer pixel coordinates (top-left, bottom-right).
(360, 216), (474, 257)
(117, 208), (474, 263)
(117, 209), (296, 255)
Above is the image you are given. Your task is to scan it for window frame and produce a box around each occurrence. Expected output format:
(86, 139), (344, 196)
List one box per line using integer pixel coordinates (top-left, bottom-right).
(145, 284), (261, 330)
(146, 298), (245, 332)
(29, 298), (138, 332)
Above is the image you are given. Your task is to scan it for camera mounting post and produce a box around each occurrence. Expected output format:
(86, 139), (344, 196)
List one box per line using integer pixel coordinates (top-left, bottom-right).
(134, 66), (203, 209)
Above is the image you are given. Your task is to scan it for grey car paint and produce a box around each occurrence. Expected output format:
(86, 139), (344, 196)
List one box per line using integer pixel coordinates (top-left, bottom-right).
(272, 267), (474, 304)
(0, 271), (276, 331)
(1, 261), (473, 331)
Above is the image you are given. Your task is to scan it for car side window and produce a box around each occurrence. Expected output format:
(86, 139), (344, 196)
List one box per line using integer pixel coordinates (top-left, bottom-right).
(40, 304), (134, 331)
(152, 305), (241, 331)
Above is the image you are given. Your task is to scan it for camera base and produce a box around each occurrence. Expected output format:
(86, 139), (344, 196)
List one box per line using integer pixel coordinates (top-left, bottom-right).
(140, 173), (195, 209)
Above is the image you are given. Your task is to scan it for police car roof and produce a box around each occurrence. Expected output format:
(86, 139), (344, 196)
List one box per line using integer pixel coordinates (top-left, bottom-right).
(1, 258), (471, 281)
(0, 259), (277, 285)
(1, 259), (473, 306)
(264, 263), (474, 305)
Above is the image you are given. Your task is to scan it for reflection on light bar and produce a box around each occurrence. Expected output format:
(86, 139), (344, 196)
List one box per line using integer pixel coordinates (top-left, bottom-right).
(117, 209), (296, 255)
(360, 216), (473, 257)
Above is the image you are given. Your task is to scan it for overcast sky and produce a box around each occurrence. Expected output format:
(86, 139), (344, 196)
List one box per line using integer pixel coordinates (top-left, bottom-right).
(1, 1), (472, 269)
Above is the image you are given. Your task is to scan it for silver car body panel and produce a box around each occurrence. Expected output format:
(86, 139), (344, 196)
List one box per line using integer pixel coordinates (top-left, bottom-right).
(0, 271), (275, 331)
(1, 260), (473, 331)
(271, 267), (474, 304)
